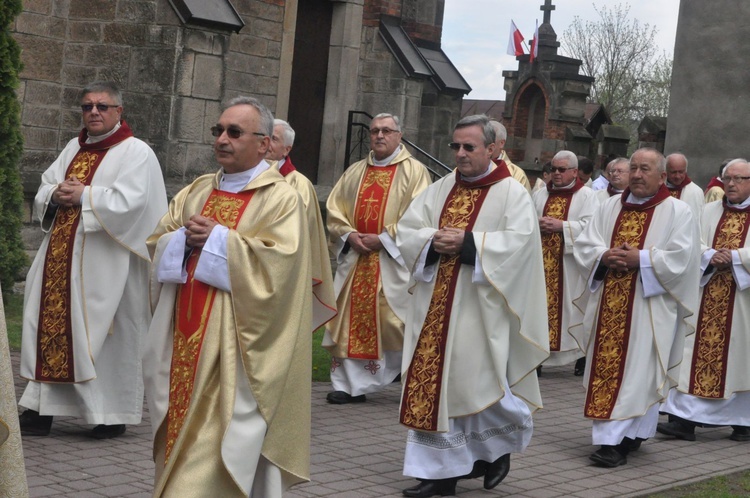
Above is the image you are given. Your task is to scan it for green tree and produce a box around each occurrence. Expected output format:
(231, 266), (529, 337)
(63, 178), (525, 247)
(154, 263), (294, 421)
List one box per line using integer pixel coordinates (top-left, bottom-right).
(0, 0), (27, 300)
(560, 3), (672, 125)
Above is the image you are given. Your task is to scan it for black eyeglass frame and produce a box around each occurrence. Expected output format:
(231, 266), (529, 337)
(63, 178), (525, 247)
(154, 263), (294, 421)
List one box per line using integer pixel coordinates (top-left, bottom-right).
(210, 125), (266, 139)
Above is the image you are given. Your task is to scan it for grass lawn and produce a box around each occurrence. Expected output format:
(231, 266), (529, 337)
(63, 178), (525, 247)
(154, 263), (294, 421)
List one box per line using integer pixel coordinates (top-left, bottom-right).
(312, 328), (331, 382)
(649, 470), (750, 497)
(3, 291), (22, 350)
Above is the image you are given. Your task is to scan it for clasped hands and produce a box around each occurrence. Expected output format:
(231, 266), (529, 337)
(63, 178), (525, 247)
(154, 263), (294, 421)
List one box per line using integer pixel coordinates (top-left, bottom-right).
(347, 232), (384, 254)
(710, 248), (733, 270)
(432, 226), (465, 255)
(602, 243), (640, 272)
(539, 216), (563, 233)
(185, 215), (219, 249)
(52, 176), (85, 208)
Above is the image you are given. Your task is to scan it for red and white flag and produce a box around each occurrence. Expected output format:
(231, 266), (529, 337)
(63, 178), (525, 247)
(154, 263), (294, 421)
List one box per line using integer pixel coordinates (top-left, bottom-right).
(529, 19), (539, 63)
(507, 20), (524, 57)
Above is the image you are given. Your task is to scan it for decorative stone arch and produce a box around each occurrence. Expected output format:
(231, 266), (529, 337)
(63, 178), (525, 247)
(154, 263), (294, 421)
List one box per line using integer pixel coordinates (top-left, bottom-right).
(511, 80), (549, 163)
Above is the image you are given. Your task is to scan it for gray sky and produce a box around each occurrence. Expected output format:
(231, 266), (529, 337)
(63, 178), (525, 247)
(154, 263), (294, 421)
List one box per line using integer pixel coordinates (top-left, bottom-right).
(442, 0), (680, 100)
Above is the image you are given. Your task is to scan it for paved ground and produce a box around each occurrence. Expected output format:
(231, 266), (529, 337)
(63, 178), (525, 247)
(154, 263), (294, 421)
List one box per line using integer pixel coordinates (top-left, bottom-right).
(12, 351), (750, 497)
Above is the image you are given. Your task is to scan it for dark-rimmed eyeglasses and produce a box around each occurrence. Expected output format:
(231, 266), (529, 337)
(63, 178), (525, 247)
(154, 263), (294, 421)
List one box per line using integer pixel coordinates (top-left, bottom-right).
(550, 166), (575, 173)
(81, 103), (119, 113)
(370, 128), (398, 136)
(448, 142), (478, 152)
(721, 176), (750, 184)
(210, 125), (266, 139)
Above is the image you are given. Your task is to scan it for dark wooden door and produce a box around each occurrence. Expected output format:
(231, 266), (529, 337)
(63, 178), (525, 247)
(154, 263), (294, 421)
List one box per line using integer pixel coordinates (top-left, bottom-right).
(287, 0), (333, 183)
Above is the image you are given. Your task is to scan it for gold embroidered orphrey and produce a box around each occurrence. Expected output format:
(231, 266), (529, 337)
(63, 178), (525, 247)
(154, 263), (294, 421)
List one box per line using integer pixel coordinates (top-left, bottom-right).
(347, 166), (397, 359)
(37, 151), (101, 381)
(585, 210), (648, 418)
(691, 210), (748, 398)
(541, 196), (569, 351)
(165, 191), (252, 461)
(401, 185), (482, 431)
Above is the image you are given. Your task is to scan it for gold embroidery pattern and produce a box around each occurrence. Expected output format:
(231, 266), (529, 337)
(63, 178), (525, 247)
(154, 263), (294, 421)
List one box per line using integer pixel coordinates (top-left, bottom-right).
(165, 190), (250, 462)
(669, 189), (680, 199)
(692, 211), (747, 398)
(585, 210), (647, 418)
(401, 186), (480, 430)
(541, 196), (568, 351)
(37, 151), (100, 381)
(348, 252), (380, 357)
(348, 167), (396, 358)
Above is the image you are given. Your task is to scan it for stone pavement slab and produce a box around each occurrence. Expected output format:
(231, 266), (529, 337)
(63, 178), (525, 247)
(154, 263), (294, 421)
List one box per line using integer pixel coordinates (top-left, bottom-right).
(12, 351), (750, 497)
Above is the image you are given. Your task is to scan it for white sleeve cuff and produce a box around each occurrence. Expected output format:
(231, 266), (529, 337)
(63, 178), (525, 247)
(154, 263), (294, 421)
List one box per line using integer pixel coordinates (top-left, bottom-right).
(335, 231), (353, 264)
(640, 249), (667, 297)
(379, 232), (405, 267)
(194, 225), (231, 292)
(700, 249), (717, 287)
(472, 247), (489, 285)
(414, 237), (437, 283)
(731, 250), (750, 290)
(157, 227), (189, 283)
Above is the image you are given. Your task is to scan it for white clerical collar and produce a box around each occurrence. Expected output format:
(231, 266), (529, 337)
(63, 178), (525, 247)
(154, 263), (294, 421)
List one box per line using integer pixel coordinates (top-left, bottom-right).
(727, 196), (750, 209)
(86, 122), (121, 144)
(277, 157), (286, 168)
(665, 180), (677, 188)
(220, 159), (270, 193)
(625, 192), (656, 204)
(372, 145), (402, 166)
(461, 162), (494, 182)
(552, 179), (577, 190)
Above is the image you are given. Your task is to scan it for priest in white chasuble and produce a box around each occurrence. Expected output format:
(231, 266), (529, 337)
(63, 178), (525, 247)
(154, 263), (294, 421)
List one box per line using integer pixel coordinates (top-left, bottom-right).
(532, 150), (598, 372)
(594, 157), (630, 203)
(323, 113), (431, 405)
(658, 158), (750, 443)
(144, 97), (313, 498)
(489, 119), (531, 192)
(573, 147), (700, 468)
(665, 152), (704, 224)
(18, 81), (167, 439)
(266, 118), (336, 331)
(396, 114), (549, 497)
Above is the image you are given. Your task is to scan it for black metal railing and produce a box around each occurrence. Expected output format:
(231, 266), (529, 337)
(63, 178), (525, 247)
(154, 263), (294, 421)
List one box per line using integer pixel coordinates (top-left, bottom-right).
(345, 110), (452, 180)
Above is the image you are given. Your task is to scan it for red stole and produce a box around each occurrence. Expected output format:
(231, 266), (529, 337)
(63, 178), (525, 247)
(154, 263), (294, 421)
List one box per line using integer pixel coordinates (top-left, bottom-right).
(705, 177), (724, 193)
(346, 165), (398, 359)
(584, 185), (671, 419)
(668, 176), (692, 199)
(541, 179), (584, 351)
(278, 156), (297, 177)
(34, 122), (134, 382)
(689, 200), (750, 398)
(606, 184), (623, 197)
(165, 188), (256, 461)
(400, 165), (510, 431)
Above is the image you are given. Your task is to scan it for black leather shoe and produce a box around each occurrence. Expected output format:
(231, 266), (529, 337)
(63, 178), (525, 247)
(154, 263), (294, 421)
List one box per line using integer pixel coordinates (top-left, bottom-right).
(589, 445), (627, 467)
(402, 479), (457, 497)
(459, 460), (488, 480)
(326, 391), (366, 404)
(484, 453), (510, 489)
(730, 426), (750, 442)
(657, 420), (696, 441)
(574, 357), (586, 376)
(19, 409), (53, 436)
(91, 424), (126, 439)
(620, 437), (644, 451)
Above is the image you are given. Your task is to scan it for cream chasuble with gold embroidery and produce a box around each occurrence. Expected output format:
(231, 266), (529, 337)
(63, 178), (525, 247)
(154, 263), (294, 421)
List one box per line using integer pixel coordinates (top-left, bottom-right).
(574, 187), (700, 421)
(397, 166), (549, 433)
(325, 148), (431, 359)
(145, 168), (313, 497)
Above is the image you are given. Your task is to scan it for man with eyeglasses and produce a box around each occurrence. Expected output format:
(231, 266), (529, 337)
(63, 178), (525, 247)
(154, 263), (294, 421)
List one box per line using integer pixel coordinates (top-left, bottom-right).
(665, 152), (704, 224)
(266, 119), (336, 332)
(144, 96), (314, 497)
(17, 81), (167, 439)
(658, 158), (750, 444)
(324, 113), (431, 405)
(489, 120), (531, 193)
(595, 157), (630, 202)
(573, 147), (700, 468)
(396, 114), (548, 497)
(533, 150), (599, 376)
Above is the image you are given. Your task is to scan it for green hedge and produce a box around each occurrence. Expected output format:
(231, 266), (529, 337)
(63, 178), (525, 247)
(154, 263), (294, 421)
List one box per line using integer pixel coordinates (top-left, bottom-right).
(0, 0), (27, 301)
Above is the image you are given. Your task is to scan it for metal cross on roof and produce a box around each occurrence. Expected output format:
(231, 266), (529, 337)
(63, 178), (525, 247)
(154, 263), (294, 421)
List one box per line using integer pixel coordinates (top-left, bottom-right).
(541, 0), (555, 24)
